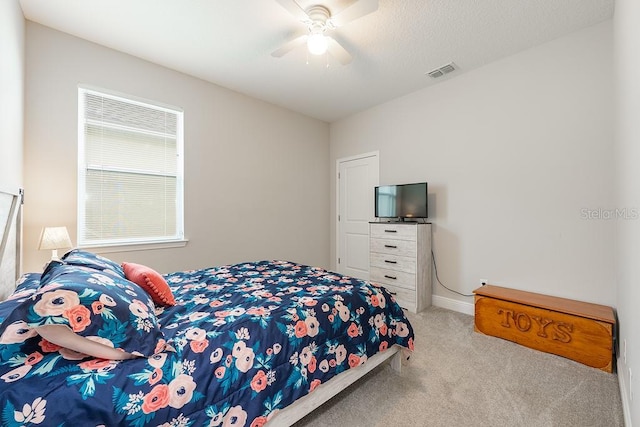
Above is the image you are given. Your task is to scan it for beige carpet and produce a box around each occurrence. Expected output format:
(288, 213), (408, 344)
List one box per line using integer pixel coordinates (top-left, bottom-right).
(294, 307), (623, 427)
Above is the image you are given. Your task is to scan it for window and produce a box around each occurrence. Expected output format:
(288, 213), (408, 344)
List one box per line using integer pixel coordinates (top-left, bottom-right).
(78, 87), (184, 248)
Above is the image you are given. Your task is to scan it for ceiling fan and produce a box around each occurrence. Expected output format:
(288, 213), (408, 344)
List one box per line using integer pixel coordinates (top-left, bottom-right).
(271, 0), (379, 65)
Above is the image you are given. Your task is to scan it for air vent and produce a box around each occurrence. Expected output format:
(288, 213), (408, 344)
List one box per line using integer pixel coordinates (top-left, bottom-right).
(426, 62), (457, 79)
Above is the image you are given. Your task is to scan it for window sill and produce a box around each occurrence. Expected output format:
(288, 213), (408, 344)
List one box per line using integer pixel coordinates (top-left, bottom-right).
(79, 239), (188, 254)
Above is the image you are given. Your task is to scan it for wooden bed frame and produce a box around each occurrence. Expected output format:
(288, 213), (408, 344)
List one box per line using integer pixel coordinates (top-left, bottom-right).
(270, 344), (404, 425)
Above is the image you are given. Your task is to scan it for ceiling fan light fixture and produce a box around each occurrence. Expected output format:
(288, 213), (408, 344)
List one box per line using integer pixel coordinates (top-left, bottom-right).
(307, 32), (328, 55)
(273, 0), (377, 64)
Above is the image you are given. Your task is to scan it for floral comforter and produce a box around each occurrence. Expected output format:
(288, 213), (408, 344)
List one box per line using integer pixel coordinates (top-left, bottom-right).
(0, 260), (414, 426)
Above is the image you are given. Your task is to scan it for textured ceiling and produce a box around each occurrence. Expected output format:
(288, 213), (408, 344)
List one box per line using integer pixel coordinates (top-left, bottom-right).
(19, 0), (614, 122)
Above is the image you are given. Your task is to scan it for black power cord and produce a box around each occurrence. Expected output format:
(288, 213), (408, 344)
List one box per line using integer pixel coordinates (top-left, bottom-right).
(431, 250), (474, 297)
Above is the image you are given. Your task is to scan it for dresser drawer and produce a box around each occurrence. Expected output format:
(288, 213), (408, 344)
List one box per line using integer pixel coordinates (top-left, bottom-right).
(370, 223), (417, 241)
(377, 283), (416, 311)
(370, 238), (416, 257)
(370, 252), (416, 274)
(370, 267), (416, 290)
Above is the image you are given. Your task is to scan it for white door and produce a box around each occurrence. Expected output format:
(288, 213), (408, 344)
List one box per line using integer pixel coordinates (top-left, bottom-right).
(337, 152), (379, 280)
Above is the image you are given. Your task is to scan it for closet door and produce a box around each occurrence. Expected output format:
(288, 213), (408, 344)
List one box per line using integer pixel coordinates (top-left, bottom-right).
(337, 152), (379, 280)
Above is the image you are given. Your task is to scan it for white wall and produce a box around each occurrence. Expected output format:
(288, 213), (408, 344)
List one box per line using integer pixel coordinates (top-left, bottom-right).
(0, 0), (24, 192)
(24, 22), (330, 274)
(614, 0), (640, 424)
(330, 22), (615, 308)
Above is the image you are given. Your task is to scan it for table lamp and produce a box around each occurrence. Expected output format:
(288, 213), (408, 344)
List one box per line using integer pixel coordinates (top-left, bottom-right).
(38, 226), (72, 261)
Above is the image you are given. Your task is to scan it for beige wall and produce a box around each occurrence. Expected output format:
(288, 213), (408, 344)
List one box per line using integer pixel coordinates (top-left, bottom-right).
(614, 0), (640, 424)
(330, 21), (615, 308)
(24, 22), (330, 273)
(0, 0), (24, 192)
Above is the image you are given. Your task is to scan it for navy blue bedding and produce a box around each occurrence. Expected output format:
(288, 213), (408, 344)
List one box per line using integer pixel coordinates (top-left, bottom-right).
(0, 260), (414, 426)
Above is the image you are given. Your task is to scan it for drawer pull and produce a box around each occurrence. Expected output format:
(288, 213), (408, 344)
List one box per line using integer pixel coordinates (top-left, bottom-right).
(384, 260), (397, 264)
(384, 275), (397, 280)
(384, 245), (397, 249)
(384, 229), (397, 233)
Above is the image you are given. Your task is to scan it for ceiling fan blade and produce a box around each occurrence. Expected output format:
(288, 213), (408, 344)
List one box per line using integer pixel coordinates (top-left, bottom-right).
(274, 0), (309, 22)
(327, 37), (352, 65)
(271, 34), (308, 58)
(330, 0), (378, 27)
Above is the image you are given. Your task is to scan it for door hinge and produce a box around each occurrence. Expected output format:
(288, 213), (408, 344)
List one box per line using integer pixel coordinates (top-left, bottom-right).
(338, 215), (340, 221)
(338, 172), (340, 179)
(338, 258), (341, 264)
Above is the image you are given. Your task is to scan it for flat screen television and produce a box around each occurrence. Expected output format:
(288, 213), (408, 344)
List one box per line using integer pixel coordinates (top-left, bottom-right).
(375, 182), (428, 220)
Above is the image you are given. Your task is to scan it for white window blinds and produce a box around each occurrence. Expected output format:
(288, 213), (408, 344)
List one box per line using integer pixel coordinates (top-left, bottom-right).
(78, 87), (184, 247)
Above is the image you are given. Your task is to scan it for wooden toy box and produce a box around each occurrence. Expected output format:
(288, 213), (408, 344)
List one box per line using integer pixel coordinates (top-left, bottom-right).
(474, 285), (615, 373)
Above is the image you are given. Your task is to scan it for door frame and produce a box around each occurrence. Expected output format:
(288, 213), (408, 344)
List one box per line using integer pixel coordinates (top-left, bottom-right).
(335, 151), (380, 273)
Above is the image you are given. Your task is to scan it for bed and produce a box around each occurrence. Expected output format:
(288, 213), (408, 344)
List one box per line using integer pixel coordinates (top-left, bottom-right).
(0, 242), (414, 426)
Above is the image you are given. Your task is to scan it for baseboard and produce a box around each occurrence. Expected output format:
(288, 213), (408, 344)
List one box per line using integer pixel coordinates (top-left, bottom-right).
(618, 357), (633, 427)
(432, 294), (474, 316)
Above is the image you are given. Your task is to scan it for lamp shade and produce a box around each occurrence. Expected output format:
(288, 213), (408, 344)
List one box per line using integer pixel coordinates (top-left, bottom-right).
(38, 226), (72, 251)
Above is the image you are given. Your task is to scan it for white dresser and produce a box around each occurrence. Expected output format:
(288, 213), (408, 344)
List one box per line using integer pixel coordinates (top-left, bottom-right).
(369, 222), (432, 313)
